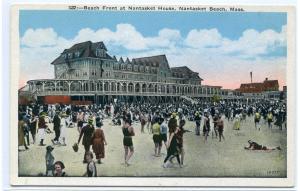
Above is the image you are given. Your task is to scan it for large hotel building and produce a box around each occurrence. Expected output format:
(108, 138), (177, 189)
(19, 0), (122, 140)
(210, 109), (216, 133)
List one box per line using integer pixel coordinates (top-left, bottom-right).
(22, 41), (281, 104)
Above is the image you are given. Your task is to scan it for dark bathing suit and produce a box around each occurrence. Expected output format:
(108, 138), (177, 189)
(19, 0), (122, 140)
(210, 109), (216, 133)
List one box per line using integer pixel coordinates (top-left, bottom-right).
(123, 127), (133, 147)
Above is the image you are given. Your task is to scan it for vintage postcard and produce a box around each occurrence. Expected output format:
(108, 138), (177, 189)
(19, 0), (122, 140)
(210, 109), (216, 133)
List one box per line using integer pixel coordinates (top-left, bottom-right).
(11, 4), (295, 187)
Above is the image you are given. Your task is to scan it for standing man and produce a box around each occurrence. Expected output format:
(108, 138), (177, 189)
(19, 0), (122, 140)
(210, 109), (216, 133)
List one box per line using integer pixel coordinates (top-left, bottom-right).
(267, 111), (273, 129)
(212, 114), (219, 138)
(160, 116), (168, 151)
(77, 110), (84, 133)
(254, 110), (261, 130)
(152, 117), (162, 157)
(52, 111), (61, 145)
(194, 111), (201, 136)
(203, 112), (210, 142)
(78, 118), (95, 163)
(217, 115), (225, 142)
(275, 109), (284, 130)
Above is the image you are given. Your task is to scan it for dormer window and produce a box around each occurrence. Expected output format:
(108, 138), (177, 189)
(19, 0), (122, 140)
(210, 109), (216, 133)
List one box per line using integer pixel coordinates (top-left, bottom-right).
(67, 53), (73, 59)
(127, 64), (132, 71)
(62, 54), (67, 59)
(75, 51), (80, 57)
(95, 48), (105, 57)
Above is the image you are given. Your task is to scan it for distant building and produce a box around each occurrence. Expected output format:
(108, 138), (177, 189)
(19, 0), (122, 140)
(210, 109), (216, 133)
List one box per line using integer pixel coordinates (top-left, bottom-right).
(238, 78), (279, 93)
(237, 78), (282, 102)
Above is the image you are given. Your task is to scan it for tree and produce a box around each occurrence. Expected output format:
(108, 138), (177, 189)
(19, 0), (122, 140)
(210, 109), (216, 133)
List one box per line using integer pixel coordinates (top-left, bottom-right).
(212, 95), (221, 103)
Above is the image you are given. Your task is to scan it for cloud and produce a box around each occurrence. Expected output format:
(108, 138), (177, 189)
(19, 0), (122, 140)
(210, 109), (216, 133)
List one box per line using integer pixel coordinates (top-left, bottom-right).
(19, 24), (287, 89)
(218, 25), (287, 58)
(185, 28), (223, 48)
(184, 25), (287, 58)
(21, 28), (61, 47)
(72, 24), (181, 51)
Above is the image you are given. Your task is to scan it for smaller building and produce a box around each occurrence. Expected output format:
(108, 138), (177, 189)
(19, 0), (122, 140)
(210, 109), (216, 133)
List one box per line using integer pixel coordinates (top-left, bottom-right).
(237, 78), (282, 102)
(238, 78), (279, 93)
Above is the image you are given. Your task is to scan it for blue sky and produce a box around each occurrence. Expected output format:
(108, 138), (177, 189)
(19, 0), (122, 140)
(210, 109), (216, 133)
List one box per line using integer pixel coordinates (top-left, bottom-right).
(20, 11), (286, 41)
(19, 10), (287, 89)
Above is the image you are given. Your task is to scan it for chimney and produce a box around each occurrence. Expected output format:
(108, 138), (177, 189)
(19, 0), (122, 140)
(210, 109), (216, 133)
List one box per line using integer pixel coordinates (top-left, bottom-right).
(265, 77), (268, 81)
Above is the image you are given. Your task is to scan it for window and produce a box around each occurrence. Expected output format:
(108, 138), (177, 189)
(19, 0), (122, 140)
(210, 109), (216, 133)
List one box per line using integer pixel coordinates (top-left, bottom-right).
(91, 70), (97, 76)
(114, 64), (119, 70)
(67, 53), (73, 59)
(139, 66), (144, 72)
(75, 51), (80, 57)
(95, 48), (105, 57)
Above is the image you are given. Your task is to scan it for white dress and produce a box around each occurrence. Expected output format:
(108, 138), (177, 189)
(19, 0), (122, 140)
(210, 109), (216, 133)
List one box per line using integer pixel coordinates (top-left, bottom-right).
(110, 105), (114, 117)
(60, 117), (67, 140)
(38, 128), (45, 140)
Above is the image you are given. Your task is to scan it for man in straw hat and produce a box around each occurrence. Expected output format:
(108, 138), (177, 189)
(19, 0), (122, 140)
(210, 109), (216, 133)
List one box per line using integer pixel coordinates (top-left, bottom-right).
(78, 117), (95, 163)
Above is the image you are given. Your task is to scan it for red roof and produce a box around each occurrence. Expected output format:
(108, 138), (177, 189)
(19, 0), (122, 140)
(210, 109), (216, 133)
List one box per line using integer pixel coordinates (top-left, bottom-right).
(238, 79), (279, 93)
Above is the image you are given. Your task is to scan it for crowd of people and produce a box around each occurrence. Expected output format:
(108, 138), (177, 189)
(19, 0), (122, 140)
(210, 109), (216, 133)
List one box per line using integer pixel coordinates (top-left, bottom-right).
(18, 98), (287, 176)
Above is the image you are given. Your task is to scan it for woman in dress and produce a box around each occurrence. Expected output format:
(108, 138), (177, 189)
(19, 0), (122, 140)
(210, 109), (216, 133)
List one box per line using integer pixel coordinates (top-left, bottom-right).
(92, 117), (107, 164)
(233, 113), (241, 130)
(163, 126), (181, 168)
(29, 112), (38, 144)
(59, 112), (67, 146)
(122, 117), (135, 166)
